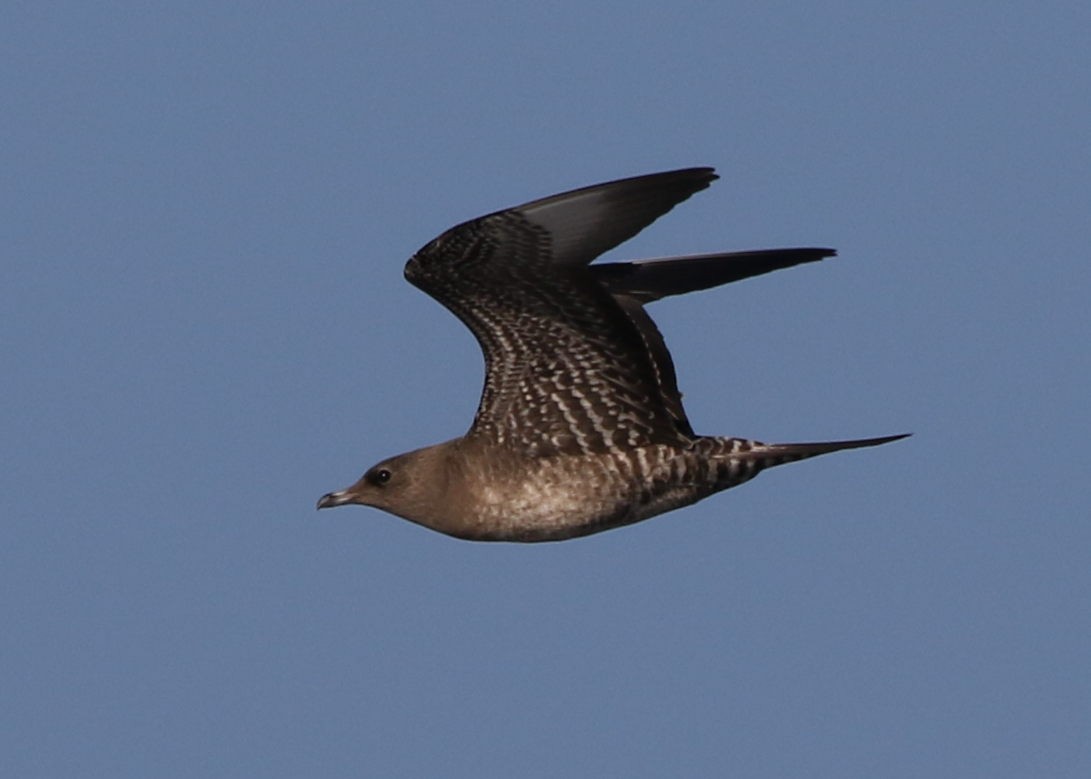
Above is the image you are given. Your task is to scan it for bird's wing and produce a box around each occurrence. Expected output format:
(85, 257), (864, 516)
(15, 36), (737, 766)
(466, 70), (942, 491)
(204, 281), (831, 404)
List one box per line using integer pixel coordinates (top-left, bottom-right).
(591, 247), (834, 303)
(594, 248), (835, 439)
(404, 168), (717, 457)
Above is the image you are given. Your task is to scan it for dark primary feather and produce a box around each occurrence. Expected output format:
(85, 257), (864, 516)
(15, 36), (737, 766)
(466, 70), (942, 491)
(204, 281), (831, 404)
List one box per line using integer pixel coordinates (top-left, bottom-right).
(512, 167), (718, 266)
(593, 248), (835, 303)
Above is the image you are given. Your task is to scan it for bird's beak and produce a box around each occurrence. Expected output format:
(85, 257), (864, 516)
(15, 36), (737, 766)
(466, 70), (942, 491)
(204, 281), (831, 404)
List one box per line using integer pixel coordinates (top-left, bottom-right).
(317, 490), (353, 510)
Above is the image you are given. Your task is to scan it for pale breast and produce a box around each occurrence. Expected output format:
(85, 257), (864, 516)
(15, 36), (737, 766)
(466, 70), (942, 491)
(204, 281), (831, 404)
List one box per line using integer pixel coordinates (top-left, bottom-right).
(459, 444), (704, 541)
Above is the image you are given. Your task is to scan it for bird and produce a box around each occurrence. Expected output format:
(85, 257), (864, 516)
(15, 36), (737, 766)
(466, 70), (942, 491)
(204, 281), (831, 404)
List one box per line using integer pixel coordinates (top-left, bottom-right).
(317, 167), (907, 542)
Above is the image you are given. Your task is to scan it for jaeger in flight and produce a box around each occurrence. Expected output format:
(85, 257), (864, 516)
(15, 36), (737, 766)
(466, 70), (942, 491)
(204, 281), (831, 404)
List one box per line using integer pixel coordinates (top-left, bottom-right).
(318, 168), (906, 541)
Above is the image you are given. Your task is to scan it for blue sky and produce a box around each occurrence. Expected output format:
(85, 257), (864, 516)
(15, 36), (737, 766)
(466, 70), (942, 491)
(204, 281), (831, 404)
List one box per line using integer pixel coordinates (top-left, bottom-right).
(3, 2), (1089, 776)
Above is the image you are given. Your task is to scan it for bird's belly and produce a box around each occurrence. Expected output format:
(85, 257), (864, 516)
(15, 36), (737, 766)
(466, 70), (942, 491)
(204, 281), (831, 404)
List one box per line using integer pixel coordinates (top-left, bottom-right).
(465, 447), (703, 542)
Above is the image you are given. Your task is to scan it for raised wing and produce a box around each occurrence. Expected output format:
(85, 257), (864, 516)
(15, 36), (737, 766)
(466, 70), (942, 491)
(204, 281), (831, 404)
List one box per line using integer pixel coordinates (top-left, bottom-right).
(404, 168), (717, 457)
(404, 169), (836, 458)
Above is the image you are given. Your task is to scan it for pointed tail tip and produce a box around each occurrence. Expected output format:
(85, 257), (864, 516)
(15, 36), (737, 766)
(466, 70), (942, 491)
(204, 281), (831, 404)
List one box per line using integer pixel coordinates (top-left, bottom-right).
(868, 432), (912, 446)
(800, 432), (912, 453)
(746, 432), (911, 465)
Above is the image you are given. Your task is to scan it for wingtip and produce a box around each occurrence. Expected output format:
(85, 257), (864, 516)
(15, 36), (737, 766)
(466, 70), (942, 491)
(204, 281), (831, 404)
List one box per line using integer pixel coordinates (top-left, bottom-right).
(629, 166), (718, 187)
(629, 166), (718, 188)
(686, 166), (718, 184)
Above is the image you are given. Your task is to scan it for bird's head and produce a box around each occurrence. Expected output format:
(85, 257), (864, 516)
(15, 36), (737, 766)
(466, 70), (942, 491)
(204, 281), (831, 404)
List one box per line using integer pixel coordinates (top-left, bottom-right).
(316, 443), (454, 526)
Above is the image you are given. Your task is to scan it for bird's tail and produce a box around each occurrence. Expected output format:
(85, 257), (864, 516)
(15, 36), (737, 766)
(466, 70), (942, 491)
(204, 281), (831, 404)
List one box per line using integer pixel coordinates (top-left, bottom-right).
(700, 433), (909, 490)
(743, 433), (908, 464)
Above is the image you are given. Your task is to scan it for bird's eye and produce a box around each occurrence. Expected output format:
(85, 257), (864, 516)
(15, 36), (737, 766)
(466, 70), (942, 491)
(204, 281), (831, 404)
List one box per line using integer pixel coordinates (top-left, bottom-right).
(372, 468), (392, 485)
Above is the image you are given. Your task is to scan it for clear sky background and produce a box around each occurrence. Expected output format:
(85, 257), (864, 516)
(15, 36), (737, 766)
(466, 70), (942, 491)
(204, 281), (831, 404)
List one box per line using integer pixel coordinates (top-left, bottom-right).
(4, 3), (1089, 777)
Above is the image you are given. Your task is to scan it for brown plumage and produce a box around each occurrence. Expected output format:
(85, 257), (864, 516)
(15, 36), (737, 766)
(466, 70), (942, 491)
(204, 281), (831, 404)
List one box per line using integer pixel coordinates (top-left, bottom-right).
(317, 168), (907, 541)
